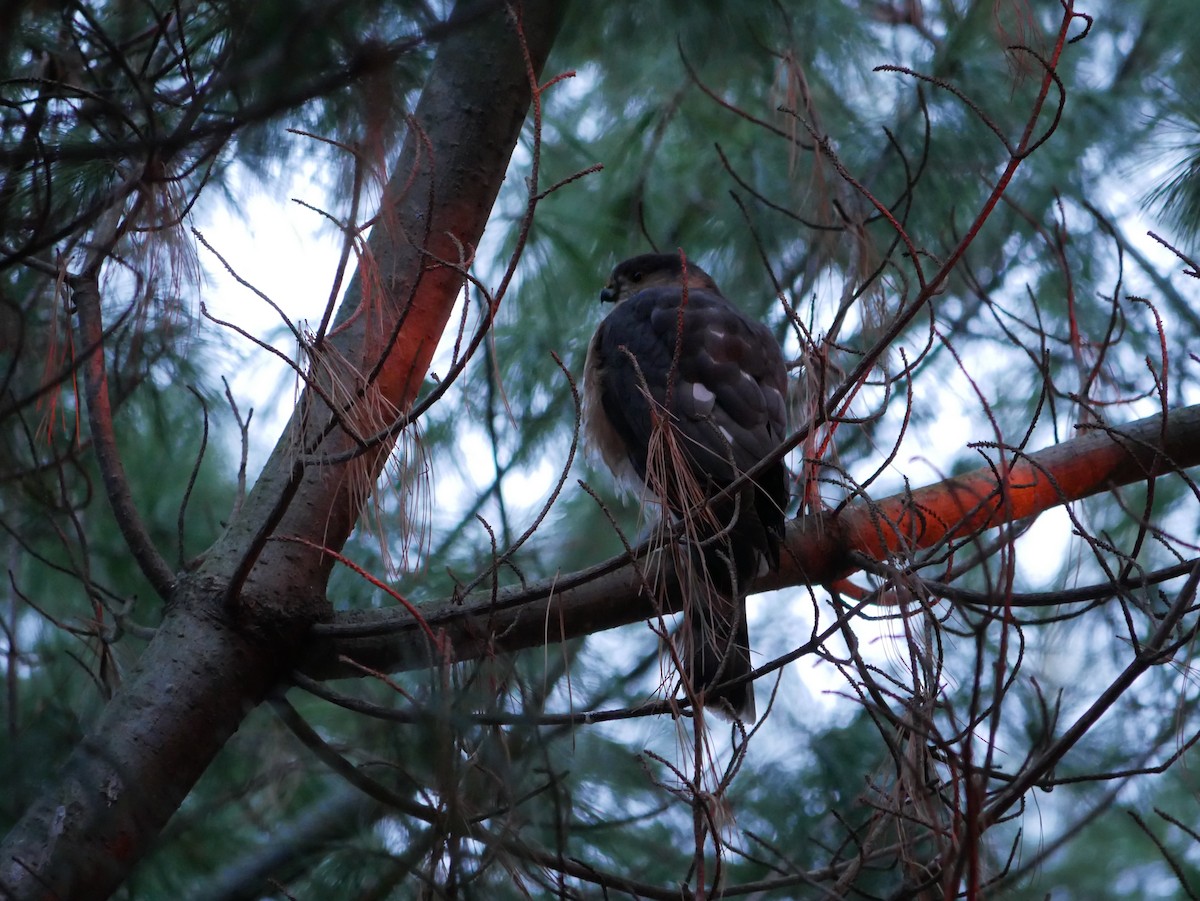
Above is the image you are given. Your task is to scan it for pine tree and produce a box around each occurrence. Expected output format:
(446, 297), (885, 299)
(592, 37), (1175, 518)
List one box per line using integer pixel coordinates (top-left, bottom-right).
(3, 2), (1200, 898)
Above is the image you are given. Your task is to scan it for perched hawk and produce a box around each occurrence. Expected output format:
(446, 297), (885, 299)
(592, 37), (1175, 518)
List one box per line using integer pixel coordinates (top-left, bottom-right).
(583, 253), (789, 721)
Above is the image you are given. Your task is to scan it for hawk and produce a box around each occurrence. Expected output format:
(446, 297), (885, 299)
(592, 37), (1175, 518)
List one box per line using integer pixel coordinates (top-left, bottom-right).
(583, 253), (789, 721)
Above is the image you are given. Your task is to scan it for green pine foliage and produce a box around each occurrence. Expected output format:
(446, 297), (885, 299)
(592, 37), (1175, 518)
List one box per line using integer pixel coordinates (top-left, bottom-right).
(5, 1), (1200, 897)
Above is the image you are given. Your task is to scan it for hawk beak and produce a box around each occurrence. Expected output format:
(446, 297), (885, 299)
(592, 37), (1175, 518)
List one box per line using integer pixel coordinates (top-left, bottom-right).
(599, 285), (617, 303)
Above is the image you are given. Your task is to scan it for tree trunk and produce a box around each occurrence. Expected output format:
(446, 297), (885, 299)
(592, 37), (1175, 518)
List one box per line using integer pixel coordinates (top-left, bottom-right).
(0, 3), (566, 898)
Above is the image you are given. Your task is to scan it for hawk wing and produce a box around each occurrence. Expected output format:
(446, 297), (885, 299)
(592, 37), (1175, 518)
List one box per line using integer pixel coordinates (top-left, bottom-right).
(587, 285), (788, 527)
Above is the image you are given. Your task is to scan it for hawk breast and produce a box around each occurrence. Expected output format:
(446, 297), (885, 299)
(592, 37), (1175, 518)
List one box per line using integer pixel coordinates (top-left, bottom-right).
(586, 286), (787, 501)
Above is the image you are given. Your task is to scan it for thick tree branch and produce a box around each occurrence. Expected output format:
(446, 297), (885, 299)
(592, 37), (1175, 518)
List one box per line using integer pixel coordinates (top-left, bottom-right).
(302, 404), (1200, 679)
(774, 406), (1198, 590)
(208, 2), (566, 627)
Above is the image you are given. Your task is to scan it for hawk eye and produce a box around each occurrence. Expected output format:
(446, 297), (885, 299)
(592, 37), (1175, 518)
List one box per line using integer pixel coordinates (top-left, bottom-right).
(630, 271), (643, 283)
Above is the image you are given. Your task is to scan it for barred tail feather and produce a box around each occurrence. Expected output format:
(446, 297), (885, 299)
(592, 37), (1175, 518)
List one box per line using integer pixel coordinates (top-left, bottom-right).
(683, 485), (772, 722)
(687, 590), (756, 722)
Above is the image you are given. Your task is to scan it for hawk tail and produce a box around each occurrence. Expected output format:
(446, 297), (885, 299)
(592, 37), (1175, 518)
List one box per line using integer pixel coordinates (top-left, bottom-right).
(687, 591), (756, 722)
(684, 489), (776, 723)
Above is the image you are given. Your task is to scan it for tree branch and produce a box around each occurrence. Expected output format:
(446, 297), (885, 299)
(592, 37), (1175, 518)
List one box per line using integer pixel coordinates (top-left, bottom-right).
(72, 272), (178, 599)
(302, 404), (1200, 679)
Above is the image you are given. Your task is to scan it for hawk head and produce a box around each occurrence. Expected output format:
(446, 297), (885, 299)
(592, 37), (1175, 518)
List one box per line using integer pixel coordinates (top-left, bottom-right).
(599, 253), (721, 304)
